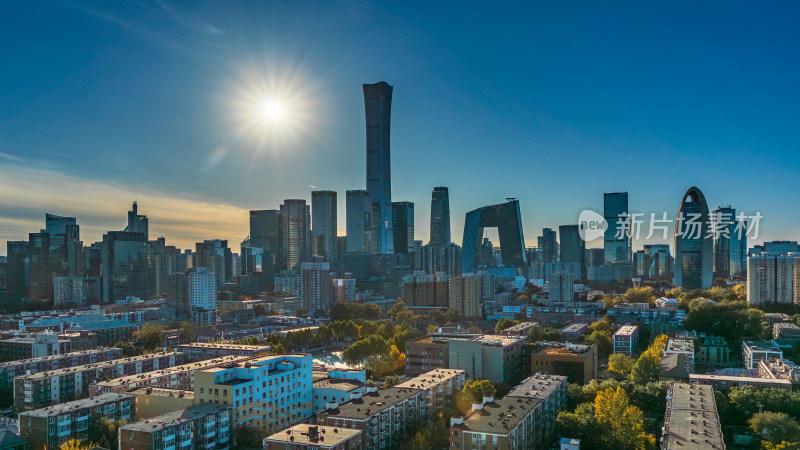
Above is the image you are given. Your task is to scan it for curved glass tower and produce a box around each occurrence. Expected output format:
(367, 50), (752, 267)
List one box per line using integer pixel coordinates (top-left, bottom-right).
(673, 186), (713, 289)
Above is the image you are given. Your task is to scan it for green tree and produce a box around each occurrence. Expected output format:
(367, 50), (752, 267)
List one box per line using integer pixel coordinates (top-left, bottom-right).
(89, 417), (126, 450)
(494, 318), (519, 334)
(133, 324), (166, 350)
(621, 287), (656, 304)
(179, 321), (198, 343)
(630, 335), (668, 385)
(232, 425), (265, 449)
(295, 307), (308, 317)
(445, 308), (461, 323)
(528, 326), (562, 342)
(608, 353), (635, 375)
(584, 330), (612, 358)
(750, 412), (800, 446)
(455, 379), (496, 414)
(384, 375), (401, 388)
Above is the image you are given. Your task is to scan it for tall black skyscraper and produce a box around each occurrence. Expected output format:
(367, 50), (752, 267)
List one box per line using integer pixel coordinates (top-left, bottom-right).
(604, 192), (630, 263)
(538, 228), (557, 264)
(363, 81), (394, 254)
(311, 191), (337, 260)
(461, 199), (527, 273)
(249, 210), (282, 270)
(392, 201), (414, 254)
(124, 201), (149, 241)
(429, 187), (450, 246)
(559, 225), (586, 279)
(674, 187), (713, 289)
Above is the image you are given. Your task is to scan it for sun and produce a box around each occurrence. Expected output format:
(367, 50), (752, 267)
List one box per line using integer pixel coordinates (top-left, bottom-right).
(261, 100), (283, 120)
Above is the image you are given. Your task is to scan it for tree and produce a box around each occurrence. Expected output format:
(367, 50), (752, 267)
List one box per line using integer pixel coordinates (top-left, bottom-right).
(455, 379), (496, 414)
(253, 304), (267, 316)
(495, 318), (519, 334)
(233, 424), (264, 449)
(295, 307), (308, 317)
(750, 412), (800, 445)
(528, 326), (562, 342)
(445, 308), (461, 323)
(608, 353), (635, 375)
(89, 417), (126, 450)
(629, 334), (668, 385)
(594, 387), (656, 449)
(384, 375), (401, 388)
(133, 324), (166, 350)
(179, 321), (198, 343)
(60, 439), (99, 450)
(584, 330), (612, 358)
(621, 287), (656, 304)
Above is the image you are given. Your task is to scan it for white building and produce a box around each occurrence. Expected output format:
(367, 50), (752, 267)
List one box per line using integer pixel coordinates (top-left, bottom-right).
(188, 267), (216, 311)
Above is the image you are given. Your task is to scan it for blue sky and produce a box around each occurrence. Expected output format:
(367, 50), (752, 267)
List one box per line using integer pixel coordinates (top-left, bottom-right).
(1, 0), (799, 254)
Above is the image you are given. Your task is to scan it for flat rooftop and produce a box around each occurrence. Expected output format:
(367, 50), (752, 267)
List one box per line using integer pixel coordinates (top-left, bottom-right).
(120, 403), (231, 432)
(666, 339), (694, 353)
(20, 393), (133, 418)
(507, 374), (567, 399)
(532, 342), (594, 356)
(93, 355), (249, 387)
(324, 388), (420, 420)
(614, 325), (639, 336)
(662, 383), (724, 450)
(454, 396), (541, 435)
(129, 387), (194, 400)
(0, 348), (119, 369)
(395, 369), (464, 391)
(744, 340), (782, 352)
(560, 323), (588, 333)
(178, 343), (270, 351)
(264, 424), (361, 446)
(16, 352), (180, 380)
(689, 374), (792, 387)
(313, 379), (364, 391)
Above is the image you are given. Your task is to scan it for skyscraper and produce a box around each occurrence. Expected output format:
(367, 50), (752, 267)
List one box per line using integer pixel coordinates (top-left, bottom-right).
(346, 190), (372, 253)
(674, 187), (713, 289)
(124, 202), (149, 241)
(101, 231), (151, 303)
(559, 225), (586, 280)
(449, 274), (481, 319)
(461, 199), (527, 273)
(712, 205), (747, 280)
(311, 191), (337, 260)
(392, 201), (414, 254)
(747, 254), (800, 305)
(604, 192), (630, 263)
(280, 199), (311, 270)
(300, 257), (333, 314)
(249, 210), (282, 271)
(430, 187), (451, 246)
(195, 240), (232, 287)
(363, 81), (394, 254)
(538, 228), (558, 264)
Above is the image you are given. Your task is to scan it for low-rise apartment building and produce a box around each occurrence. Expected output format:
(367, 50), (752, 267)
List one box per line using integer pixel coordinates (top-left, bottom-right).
(773, 322), (800, 340)
(0, 348), (121, 390)
(19, 393), (135, 450)
(90, 355), (250, 396)
(661, 383), (724, 450)
(559, 323), (589, 341)
(177, 343), (271, 362)
(14, 352), (182, 411)
(612, 325), (639, 356)
(118, 403), (233, 450)
(315, 387), (422, 450)
(394, 369), (466, 419)
(530, 342), (598, 384)
(193, 354), (313, 435)
(743, 340), (783, 369)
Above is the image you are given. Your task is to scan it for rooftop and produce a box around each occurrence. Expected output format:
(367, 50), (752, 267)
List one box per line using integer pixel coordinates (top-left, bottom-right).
(506, 374), (567, 399)
(178, 343), (271, 351)
(93, 355), (249, 388)
(264, 424), (361, 446)
(614, 325), (639, 337)
(532, 341), (595, 355)
(0, 347), (119, 369)
(660, 353), (694, 379)
(665, 338), (695, 354)
(324, 388), (420, 420)
(454, 396), (541, 435)
(744, 340), (782, 352)
(395, 369), (465, 391)
(560, 323), (589, 333)
(120, 403), (231, 432)
(129, 387), (194, 400)
(16, 352), (180, 380)
(313, 378), (364, 391)
(20, 393), (134, 418)
(662, 383), (724, 450)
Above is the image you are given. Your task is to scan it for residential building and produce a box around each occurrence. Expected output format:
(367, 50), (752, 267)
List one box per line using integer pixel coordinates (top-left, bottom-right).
(178, 343), (271, 362)
(758, 358), (800, 384)
(661, 383), (724, 450)
(448, 274), (481, 319)
(743, 340), (784, 369)
(300, 257), (333, 314)
(530, 342), (598, 384)
(500, 322), (538, 337)
(316, 387), (422, 450)
(20, 393), (134, 450)
(193, 354), (313, 433)
(0, 432), (27, 450)
(448, 334), (526, 383)
(14, 352), (182, 411)
(363, 81), (394, 255)
(0, 348), (122, 391)
(548, 271), (574, 303)
(188, 267), (216, 311)
(747, 253), (800, 305)
(118, 403), (233, 450)
(613, 325), (639, 356)
(311, 378), (365, 415)
(130, 387), (194, 419)
(690, 373), (792, 391)
(402, 271), (448, 307)
(395, 369), (466, 419)
(559, 323), (589, 341)
(264, 424), (363, 450)
(195, 240), (232, 286)
(664, 339), (695, 362)
(332, 276), (356, 304)
(696, 334), (730, 368)
(774, 322), (800, 340)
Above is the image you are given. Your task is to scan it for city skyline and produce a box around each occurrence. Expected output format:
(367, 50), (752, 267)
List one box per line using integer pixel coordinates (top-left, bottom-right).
(2, 1), (800, 254)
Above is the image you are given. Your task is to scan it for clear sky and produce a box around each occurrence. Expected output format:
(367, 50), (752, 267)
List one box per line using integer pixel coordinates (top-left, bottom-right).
(2, 0), (799, 255)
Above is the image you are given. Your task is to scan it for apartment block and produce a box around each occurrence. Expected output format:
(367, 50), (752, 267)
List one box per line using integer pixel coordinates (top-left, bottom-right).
(14, 352), (183, 411)
(449, 374), (567, 450)
(118, 403), (233, 450)
(395, 369), (466, 419)
(612, 325), (639, 356)
(0, 348), (122, 390)
(559, 323), (589, 341)
(316, 387), (423, 450)
(773, 322), (800, 340)
(743, 340), (783, 369)
(264, 424), (363, 450)
(90, 356), (251, 396)
(661, 383), (724, 450)
(19, 393), (135, 450)
(193, 354), (313, 435)
(177, 343), (272, 362)
(500, 322), (538, 337)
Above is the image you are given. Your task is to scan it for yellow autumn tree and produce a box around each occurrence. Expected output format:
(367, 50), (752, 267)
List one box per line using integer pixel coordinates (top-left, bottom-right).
(594, 387), (655, 449)
(60, 439), (99, 450)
